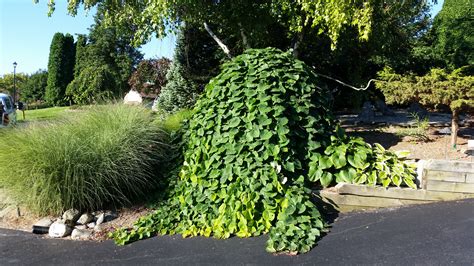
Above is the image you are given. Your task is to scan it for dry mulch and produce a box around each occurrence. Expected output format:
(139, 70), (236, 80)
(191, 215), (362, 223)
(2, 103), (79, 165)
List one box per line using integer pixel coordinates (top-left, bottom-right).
(347, 126), (473, 162)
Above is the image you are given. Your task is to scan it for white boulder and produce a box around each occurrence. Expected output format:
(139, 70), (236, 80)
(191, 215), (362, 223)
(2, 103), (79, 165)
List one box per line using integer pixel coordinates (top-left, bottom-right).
(77, 213), (94, 225)
(124, 90), (143, 105)
(62, 209), (80, 223)
(71, 229), (92, 240)
(48, 220), (73, 238)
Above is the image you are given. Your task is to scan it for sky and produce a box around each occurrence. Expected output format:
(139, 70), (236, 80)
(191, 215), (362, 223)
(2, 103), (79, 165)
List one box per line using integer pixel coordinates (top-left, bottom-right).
(0, 0), (444, 76)
(0, 0), (176, 76)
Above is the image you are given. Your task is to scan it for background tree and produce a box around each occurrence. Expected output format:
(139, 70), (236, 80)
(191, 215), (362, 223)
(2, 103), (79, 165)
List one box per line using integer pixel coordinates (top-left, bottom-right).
(66, 7), (143, 104)
(430, 0), (473, 70)
(0, 73), (28, 98)
(128, 57), (171, 96)
(22, 70), (48, 102)
(45, 33), (75, 105)
(73, 34), (87, 76)
(174, 23), (225, 91)
(269, 0), (432, 108)
(66, 65), (119, 104)
(376, 67), (474, 147)
(156, 23), (225, 112)
(157, 61), (199, 113)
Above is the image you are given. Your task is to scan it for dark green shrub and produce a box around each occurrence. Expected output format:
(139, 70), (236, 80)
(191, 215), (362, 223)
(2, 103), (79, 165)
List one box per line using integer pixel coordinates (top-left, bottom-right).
(22, 69), (48, 103)
(0, 104), (170, 214)
(66, 65), (118, 104)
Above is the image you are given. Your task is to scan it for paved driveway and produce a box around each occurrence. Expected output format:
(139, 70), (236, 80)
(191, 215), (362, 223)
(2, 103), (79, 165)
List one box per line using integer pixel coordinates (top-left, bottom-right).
(1, 199), (473, 265)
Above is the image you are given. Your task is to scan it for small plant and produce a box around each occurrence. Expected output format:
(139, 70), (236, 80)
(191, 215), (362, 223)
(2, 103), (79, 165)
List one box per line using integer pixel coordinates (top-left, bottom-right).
(0, 104), (170, 214)
(309, 128), (417, 189)
(156, 109), (194, 133)
(395, 112), (430, 142)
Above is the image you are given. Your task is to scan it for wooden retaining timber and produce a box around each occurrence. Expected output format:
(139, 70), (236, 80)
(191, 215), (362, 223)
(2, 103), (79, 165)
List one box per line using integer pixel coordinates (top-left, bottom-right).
(316, 160), (474, 213)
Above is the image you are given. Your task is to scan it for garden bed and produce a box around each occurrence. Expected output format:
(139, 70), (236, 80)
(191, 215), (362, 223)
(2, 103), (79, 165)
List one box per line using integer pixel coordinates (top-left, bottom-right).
(1, 108), (473, 242)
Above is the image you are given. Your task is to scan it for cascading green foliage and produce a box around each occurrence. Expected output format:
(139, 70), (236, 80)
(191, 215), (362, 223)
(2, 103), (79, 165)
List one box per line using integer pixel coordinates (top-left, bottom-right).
(113, 48), (335, 253)
(112, 48), (417, 253)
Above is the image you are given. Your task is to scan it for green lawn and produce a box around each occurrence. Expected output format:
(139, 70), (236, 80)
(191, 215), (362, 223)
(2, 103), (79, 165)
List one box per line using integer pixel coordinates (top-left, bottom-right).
(16, 106), (71, 123)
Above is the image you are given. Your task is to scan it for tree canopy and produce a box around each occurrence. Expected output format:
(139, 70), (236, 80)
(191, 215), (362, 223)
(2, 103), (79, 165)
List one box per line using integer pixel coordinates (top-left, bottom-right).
(431, 0), (473, 70)
(22, 70), (48, 102)
(128, 58), (171, 96)
(39, 0), (379, 49)
(0, 73), (28, 99)
(66, 7), (143, 104)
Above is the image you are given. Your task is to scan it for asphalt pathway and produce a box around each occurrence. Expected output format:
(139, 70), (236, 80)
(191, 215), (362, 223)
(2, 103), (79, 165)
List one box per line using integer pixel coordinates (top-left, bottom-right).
(1, 199), (473, 265)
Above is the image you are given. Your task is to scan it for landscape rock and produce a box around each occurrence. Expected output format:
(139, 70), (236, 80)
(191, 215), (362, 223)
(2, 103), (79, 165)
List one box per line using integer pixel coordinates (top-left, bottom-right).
(104, 211), (118, 222)
(95, 213), (105, 225)
(94, 223), (105, 232)
(357, 101), (375, 124)
(124, 90), (143, 105)
(32, 217), (54, 234)
(374, 99), (395, 116)
(71, 229), (92, 240)
(408, 102), (428, 117)
(62, 209), (81, 223)
(75, 225), (87, 230)
(86, 222), (96, 229)
(33, 217), (53, 227)
(436, 127), (452, 135)
(48, 220), (73, 238)
(77, 213), (94, 225)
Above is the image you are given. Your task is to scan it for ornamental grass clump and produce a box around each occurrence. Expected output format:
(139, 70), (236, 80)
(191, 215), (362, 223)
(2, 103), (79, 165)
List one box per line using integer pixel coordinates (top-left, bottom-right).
(0, 104), (169, 214)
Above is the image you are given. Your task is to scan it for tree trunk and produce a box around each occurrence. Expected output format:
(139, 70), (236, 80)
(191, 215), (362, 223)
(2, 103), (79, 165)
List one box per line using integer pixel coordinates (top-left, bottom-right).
(292, 30), (304, 58)
(451, 109), (459, 148)
(203, 22), (232, 58)
(239, 23), (250, 50)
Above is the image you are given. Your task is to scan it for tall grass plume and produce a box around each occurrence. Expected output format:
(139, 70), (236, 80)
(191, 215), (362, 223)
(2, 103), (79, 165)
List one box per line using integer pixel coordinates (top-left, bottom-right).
(0, 104), (170, 214)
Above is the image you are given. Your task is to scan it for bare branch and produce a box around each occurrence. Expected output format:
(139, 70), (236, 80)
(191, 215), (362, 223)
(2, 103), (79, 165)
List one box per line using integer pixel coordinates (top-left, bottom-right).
(315, 72), (376, 91)
(203, 22), (232, 58)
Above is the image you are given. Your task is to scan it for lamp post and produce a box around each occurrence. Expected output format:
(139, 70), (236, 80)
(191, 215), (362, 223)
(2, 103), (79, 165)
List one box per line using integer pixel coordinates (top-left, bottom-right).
(13, 61), (17, 105)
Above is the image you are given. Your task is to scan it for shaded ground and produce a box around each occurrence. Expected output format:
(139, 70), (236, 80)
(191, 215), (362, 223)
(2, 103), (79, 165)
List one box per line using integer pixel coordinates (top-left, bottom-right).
(1, 199), (473, 265)
(341, 110), (473, 161)
(337, 109), (473, 128)
(347, 127), (472, 161)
